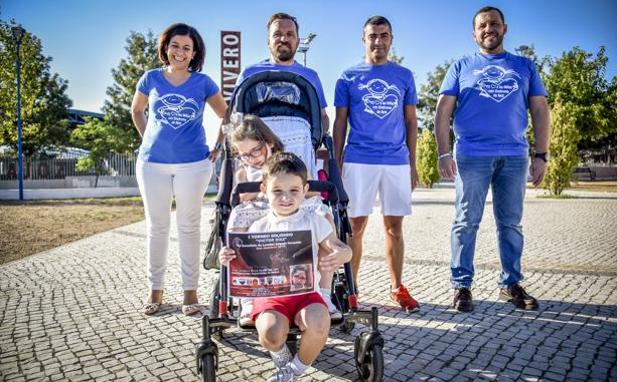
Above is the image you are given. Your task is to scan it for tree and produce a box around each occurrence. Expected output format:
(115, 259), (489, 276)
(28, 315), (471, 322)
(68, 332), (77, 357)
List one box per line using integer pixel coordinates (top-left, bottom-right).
(514, 44), (550, 76)
(0, 19), (72, 156)
(70, 30), (158, 170)
(542, 99), (580, 195)
(417, 60), (453, 131)
(388, 48), (404, 64)
(512, 45), (551, 149)
(102, 31), (158, 150)
(416, 128), (440, 188)
(70, 117), (132, 187)
(543, 46), (617, 150)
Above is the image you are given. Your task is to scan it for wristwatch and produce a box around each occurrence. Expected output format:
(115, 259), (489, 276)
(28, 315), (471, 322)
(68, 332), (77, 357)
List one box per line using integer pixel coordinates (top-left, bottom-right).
(214, 142), (223, 151)
(534, 152), (549, 162)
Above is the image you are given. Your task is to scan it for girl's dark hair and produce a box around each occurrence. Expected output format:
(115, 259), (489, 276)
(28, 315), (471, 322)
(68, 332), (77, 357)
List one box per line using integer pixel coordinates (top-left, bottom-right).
(158, 23), (205, 72)
(228, 114), (284, 154)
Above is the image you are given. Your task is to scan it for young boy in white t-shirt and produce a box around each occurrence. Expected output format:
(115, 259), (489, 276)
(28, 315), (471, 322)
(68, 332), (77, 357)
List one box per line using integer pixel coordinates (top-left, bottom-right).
(219, 152), (352, 382)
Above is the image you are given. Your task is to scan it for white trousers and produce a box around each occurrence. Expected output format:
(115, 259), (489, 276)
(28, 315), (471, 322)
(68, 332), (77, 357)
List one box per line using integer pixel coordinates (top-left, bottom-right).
(136, 158), (212, 290)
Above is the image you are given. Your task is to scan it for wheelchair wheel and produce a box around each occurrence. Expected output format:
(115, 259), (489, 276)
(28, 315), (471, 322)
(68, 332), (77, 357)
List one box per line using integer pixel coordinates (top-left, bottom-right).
(354, 336), (384, 382)
(200, 354), (216, 382)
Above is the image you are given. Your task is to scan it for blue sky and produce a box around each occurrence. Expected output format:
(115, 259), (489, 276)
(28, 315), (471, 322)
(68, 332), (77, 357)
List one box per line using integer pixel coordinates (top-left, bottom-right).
(3, 0), (617, 143)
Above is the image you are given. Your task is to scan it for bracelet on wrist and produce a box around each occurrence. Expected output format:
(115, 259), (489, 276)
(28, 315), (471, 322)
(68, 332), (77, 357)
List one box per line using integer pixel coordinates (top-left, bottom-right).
(438, 152), (452, 160)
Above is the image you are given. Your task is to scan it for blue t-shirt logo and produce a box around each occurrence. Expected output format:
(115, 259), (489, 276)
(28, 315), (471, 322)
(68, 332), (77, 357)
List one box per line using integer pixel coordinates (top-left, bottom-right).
(473, 65), (521, 103)
(334, 61), (418, 165)
(155, 94), (200, 130)
(438, 52), (549, 156)
(136, 68), (219, 163)
(358, 79), (401, 119)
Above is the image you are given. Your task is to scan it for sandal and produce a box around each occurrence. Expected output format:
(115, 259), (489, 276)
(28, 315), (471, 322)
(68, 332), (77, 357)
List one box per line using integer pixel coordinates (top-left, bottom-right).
(182, 304), (202, 316)
(141, 302), (161, 315)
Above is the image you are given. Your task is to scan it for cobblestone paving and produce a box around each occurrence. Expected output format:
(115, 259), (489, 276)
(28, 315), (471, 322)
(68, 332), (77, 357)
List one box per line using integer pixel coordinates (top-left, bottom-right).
(1, 187), (616, 381)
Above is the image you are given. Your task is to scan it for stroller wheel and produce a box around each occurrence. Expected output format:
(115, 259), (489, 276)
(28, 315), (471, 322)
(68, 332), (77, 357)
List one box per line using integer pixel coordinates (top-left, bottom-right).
(354, 336), (384, 382)
(200, 353), (216, 382)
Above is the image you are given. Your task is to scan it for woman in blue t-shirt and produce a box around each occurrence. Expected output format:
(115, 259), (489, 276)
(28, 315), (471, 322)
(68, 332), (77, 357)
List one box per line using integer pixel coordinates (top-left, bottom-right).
(131, 23), (227, 316)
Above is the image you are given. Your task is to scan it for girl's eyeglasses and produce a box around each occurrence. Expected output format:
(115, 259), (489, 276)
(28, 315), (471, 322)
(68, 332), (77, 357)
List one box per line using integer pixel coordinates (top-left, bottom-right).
(238, 142), (265, 162)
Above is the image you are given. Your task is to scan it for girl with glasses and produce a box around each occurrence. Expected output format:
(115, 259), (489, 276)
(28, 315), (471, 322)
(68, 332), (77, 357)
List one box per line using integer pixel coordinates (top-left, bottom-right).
(226, 115), (343, 325)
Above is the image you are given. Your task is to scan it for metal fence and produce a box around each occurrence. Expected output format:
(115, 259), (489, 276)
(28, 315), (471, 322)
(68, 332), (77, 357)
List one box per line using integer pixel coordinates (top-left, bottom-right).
(0, 154), (137, 180)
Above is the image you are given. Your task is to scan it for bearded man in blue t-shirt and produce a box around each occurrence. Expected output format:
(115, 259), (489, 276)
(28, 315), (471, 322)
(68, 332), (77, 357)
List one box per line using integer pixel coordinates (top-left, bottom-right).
(435, 6), (551, 312)
(237, 13), (329, 130)
(333, 16), (420, 313)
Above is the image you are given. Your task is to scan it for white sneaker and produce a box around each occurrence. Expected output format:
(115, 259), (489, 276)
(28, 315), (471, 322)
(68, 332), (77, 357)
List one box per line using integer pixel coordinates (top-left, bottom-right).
(266, 364), (298, 382)
(239, 298), (254, 325)
(320, 289), (343, 320)
(270, 345), (292, 370)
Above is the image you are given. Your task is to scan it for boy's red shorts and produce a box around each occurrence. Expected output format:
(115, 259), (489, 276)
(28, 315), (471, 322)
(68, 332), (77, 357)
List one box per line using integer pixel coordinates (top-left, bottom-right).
(251, 292), (326, 323)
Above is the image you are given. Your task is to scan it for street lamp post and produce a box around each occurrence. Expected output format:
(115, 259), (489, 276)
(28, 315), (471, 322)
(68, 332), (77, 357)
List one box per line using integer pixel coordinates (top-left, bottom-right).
(12, 26), (26, 201)
(297, 33), (316, 66)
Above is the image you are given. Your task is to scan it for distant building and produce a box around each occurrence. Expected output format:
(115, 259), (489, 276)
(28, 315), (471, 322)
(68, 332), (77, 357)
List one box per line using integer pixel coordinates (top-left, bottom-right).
(68, 109), (104, 129)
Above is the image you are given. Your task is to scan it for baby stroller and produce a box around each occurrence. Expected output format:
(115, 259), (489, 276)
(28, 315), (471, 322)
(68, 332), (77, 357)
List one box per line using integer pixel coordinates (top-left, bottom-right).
(196, 71), (384, 381)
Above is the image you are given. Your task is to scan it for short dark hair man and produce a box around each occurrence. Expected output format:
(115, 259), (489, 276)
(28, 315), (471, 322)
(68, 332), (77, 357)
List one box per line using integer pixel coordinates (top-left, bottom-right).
(333, 16), (420, 312)
(435, 6), (551, 312)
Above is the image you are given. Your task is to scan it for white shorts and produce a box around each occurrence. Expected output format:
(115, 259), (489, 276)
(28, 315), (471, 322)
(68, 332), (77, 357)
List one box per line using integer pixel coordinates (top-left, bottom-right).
(342, 162), (412, 217)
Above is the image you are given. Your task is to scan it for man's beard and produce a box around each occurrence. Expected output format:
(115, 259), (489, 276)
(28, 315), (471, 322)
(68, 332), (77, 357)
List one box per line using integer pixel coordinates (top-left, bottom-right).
(273, 44), (296, 62)
(371, 50), (387, 61)
(478, 34), (504, 52)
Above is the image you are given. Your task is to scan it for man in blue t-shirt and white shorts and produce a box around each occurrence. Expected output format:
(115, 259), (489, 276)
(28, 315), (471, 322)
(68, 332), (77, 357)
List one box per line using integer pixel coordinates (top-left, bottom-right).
(333, 16), (420, 312)
(435, 6), (550, 313)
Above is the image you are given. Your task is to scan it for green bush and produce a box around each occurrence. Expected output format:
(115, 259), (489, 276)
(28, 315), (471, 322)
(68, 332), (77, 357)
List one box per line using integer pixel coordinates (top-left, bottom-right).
(542, 99), (581, 195)
(417, 128), (440, 188)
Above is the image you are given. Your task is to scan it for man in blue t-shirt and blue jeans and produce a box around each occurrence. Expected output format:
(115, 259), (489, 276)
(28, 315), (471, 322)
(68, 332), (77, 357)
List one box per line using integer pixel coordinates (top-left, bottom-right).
(435, 6), (551, 312)
(334, 16), (420, 312)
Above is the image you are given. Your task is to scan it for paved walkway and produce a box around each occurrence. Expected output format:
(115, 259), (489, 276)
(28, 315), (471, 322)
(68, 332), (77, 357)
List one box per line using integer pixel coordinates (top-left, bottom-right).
(1, 186), (616, 381)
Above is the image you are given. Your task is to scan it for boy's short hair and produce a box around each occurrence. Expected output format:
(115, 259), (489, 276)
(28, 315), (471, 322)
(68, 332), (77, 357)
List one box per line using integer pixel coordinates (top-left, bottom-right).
(262, 152), (308, 185)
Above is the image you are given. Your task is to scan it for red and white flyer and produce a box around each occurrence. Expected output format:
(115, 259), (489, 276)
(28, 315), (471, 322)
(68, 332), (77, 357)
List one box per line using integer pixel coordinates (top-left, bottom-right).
(227, 230), (316, 298)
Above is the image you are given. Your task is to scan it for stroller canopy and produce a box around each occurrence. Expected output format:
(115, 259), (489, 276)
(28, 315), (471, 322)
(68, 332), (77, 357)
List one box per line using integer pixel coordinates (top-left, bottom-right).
(230, 71), (324, 151)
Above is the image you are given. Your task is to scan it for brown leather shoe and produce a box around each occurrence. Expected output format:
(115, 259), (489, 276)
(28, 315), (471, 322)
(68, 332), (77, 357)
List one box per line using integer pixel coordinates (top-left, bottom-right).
(500, 284), (539, 310)
(453, 288), (473, 312)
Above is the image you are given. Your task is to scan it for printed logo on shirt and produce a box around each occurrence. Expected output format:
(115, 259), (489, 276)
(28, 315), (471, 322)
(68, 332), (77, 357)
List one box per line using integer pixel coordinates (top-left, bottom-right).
(473, 65), (521, 103)
(155, 94), (199, 129)
(357, 79), (401, 119)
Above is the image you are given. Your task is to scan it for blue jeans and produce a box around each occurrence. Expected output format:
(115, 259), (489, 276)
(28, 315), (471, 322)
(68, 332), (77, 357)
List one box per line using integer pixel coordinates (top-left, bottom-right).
(450, 155), (528, 289)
